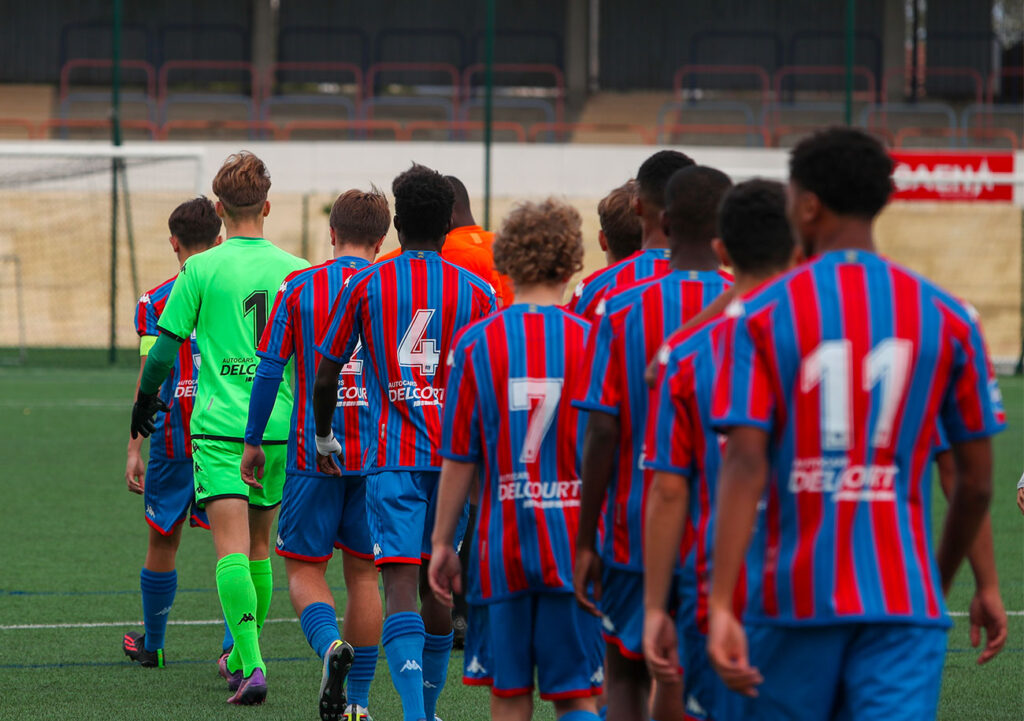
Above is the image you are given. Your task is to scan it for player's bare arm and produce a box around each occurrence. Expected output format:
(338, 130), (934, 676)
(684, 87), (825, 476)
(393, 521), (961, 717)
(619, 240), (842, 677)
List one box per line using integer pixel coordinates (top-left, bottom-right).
(708, 425), (767, 698)
(642, 469), (688, 683)
(574, 410), (619, 616)
(935, 451), (1007, 664)
(936, 437), (994, 595)
(125, 354), (148, 494)
(312, 356), (344, 476)
(429, 459), (477, 607)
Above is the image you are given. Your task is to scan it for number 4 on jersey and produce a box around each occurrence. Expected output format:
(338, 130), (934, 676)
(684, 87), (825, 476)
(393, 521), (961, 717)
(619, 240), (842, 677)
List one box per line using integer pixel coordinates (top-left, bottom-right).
(399, 309), (440, 375)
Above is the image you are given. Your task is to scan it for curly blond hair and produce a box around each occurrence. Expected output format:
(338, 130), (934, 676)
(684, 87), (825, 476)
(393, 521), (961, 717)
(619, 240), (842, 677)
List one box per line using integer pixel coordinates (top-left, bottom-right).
(493, 199), (584, 286)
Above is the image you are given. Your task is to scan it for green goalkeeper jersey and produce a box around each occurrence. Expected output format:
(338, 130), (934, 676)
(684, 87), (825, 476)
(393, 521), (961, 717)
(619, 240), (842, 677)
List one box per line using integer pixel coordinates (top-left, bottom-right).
(157, 236), (309, 443)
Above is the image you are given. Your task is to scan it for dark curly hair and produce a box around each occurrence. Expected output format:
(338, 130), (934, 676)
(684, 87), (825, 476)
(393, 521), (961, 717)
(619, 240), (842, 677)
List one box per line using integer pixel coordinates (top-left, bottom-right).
(493, 199), (584, 286)
(637, 150), (695, 210)
(392, 163), (455, 242)
(717, 180), (793, 275)
(789, 127), (893, 219)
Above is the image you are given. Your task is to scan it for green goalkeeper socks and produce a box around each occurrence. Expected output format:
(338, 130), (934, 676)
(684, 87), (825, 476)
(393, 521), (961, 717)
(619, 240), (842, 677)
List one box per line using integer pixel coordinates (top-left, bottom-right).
(249, 557), (273, 634)
(216, 553), (265, 676)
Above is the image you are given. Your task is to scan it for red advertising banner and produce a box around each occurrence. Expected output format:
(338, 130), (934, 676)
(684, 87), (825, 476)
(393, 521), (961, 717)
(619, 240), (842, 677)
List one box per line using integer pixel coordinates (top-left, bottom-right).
(890, 151), (1015, 202)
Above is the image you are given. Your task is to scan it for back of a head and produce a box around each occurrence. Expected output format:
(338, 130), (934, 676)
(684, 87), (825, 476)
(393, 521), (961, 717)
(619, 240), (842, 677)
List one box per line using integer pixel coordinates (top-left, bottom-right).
(598, 180), (642, 261)
(637, 150), (695, 211)
(168, 196), (221, 250)
(789, 127), (893, 220)
(663, 165), (733, 244)
(444, 174), (472, 217)
(329, 187), (391, 246)
(212, 151), (271, 219)
(717, 180), (794, 275)
(392, 164), (455, 242)
(494, 198), (584, 287)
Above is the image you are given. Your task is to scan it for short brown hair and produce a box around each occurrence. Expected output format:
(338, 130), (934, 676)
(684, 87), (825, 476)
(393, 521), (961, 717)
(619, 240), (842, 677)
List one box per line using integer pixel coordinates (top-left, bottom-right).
(168, 196), (221, 249)
(329, 187), (391, 246)
(494, 199), (584, 286)
(598, 180), (642, 261)
(212, 151), (271, 217)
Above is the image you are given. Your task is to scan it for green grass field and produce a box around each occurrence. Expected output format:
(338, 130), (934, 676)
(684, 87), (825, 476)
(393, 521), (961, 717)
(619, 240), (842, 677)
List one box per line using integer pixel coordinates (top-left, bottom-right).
(0, 367), (1020, 720)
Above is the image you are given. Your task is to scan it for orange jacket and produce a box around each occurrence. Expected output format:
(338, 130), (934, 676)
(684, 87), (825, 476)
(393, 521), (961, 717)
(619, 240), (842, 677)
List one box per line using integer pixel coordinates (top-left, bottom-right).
(376, 225), (514, 305)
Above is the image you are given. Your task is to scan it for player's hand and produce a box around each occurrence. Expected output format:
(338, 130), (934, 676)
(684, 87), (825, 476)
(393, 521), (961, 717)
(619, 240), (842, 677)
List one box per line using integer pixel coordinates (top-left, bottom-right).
(707, 606), (762, 697)
(125, 450), (146, 494)
(428, 545), (462, 607)
(240, 443), (265, 490)
(130, 392), (169, 439)
(573, 545), (603, 617)
(1016, 487), (1024, 515)
(315, 433), (343, 476)
(643, 607), (681, 683)
(969, 584), (1008, 665)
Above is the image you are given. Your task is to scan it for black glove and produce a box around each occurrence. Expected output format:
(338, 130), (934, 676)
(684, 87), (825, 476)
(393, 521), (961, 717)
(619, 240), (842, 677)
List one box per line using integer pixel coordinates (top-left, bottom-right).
(131, 391), (170, 439)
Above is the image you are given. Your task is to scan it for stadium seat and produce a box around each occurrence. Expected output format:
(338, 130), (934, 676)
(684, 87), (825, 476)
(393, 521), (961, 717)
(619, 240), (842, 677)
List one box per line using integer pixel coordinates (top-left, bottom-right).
(158, 60), (260, 125)
(261, 62), (363, 124)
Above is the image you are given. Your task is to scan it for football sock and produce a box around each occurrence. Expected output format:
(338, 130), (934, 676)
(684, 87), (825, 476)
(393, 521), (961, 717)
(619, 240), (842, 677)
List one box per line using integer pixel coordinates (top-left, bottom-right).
(382, 612), (426, 721)
(249, 557), (273, 634)
(222, 618), (234, 653)
(558, 712), (601, 721)
(299, 602), (341, 659)
(140, 568), (177, 652)
(216, 553), (264, 676)
(422, 631), (453, 720)
(346, 645), (379, 710)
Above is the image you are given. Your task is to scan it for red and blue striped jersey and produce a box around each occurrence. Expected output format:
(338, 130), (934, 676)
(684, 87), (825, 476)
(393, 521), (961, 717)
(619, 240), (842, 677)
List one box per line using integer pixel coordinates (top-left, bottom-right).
(257, 256), (371, 476)
(318, 250), (497, 471)
(712, 250), (1006, 627)
(440, 304), (592, 603)
(573, 269), (732, 570)
(135, 276), (199, 462)
(566, 248), (672, 320)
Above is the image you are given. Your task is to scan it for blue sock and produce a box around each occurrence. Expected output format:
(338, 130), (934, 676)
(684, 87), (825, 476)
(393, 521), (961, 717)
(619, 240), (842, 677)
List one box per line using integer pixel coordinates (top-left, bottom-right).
(347, 645), (379, 710)
(382, 612), (426, 721)
(422, 631), (453, 720)
(222, 617), (234, 652)
(140, 568), (177, 652)
(299, 602), (341, 659)
(599, 705), (608, 721)
(559, 712), (601, 721)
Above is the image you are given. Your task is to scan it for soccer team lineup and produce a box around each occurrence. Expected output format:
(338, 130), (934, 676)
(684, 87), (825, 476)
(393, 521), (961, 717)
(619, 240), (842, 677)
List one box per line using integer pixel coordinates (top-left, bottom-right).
(19, 128), (1014, 721)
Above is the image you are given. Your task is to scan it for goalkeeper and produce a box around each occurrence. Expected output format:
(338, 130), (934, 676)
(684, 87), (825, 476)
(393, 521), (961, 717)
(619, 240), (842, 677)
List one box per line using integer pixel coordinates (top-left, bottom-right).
(130, 151), (308, 706)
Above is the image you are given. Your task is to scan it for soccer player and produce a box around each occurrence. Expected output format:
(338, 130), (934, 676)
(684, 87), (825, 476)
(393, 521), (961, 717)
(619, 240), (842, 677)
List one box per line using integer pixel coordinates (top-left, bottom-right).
(567, 150), (694, 320)
(708, 128), (1005, 720)
(429, 198), (602, 721)
(130, 152), (309, 705)
(574, 165), (733, 721)
(642, 180), (797, 720)
(376, 174), (510, 305)
(596, 179), (642, 266)
(240, 188), (390, 721)
(122, 196), (223, 668)
(314, 164), (496, 721)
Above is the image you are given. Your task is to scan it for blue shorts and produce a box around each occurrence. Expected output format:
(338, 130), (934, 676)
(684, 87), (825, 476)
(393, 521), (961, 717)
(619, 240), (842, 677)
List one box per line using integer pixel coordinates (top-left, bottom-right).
(275, 472), (372, 562)
(144, 458), (208, 535)
(467, 594), (604, 700)
(462, 603), (493, 687)
(366, 470), (468, 566)
(600, 567), (645, 660)
(720, 623), (948, 721)
(679, 627), (729, 720)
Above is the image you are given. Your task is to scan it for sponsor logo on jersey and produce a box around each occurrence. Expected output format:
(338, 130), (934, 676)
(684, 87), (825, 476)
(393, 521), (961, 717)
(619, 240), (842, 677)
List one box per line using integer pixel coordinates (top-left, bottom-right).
(399, 659), (422, 673)
(498, 474), (581, 509)
(175, 379), (198, 398)
(336, 383), (368, 408)
(220, 356), (258, 382)
(388, 380), (444, 407)
(788, 457), (896, 502)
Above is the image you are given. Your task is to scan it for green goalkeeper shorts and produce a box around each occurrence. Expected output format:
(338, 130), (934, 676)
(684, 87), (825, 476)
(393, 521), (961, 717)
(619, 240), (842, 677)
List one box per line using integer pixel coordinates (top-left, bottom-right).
(191, 438), (286, 509)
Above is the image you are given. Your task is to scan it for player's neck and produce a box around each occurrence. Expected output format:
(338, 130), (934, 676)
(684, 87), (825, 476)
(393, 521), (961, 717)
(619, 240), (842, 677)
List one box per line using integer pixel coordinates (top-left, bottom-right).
(224, 218), (265, 239)
(732, 269), (782, 296)
(811, 218), (876, 256)
(451, 211), (475, 229)
(333, 243), (375, 263)
(512, 283), (565, 307)
(398, 236), (444, 253)
(640, 218), (670, 250)
(669, 239), (719, 271)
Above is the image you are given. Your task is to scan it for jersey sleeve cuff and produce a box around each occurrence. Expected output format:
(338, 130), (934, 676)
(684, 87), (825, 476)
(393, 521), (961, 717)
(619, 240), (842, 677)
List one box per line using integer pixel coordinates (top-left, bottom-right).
(155, 325), (187, 343)
(438, 448), (480, 463)
(572, 399), (619, 416)
(315, 343), (348, 365)
(942, 423), (1006, 445)
(710, 415), (773, 434)
(643, 460), (692, 478)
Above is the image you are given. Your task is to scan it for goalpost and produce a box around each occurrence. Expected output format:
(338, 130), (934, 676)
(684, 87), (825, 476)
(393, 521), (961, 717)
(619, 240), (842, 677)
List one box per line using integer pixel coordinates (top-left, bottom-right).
(0, 144), (205, 366)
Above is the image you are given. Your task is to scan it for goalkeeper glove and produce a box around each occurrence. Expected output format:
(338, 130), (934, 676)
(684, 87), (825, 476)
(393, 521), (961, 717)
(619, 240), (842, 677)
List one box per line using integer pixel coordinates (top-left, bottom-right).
(131, 391), (169, 439)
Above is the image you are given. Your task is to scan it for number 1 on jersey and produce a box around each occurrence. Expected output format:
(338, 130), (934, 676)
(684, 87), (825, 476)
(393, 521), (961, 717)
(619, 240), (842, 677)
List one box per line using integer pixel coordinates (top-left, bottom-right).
(399, 309), (440, 375)
(243, 290), (269, 348)
(509, 378), (563, 464)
